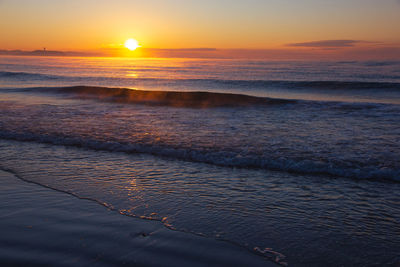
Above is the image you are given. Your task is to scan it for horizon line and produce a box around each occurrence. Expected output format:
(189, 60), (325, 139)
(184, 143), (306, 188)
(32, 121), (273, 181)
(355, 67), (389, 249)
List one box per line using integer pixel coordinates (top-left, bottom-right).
(1, 45), (400, 60)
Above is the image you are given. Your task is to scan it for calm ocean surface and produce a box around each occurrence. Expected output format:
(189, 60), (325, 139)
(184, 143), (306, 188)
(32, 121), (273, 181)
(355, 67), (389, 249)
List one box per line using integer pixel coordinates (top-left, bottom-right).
(1, 56), (399, 266)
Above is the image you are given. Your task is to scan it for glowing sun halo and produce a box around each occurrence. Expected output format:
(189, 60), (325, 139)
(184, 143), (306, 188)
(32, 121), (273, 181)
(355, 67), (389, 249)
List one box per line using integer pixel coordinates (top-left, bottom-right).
(124, 38), (140, 51)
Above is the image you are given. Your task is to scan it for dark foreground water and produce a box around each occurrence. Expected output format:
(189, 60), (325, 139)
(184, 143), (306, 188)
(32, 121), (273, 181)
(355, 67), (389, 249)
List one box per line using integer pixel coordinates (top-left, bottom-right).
(1, 56), (399, 266)
(0, 170), (273, 267)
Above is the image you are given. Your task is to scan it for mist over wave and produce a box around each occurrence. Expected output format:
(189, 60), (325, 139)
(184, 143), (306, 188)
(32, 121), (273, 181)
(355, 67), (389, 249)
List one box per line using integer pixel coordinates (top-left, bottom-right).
(2, 70), (400, 91)
(1, 57), (399, 182)
(1, 57), (400, 266)
(13, 85), (399, 110)
(46, 86), (293, 108)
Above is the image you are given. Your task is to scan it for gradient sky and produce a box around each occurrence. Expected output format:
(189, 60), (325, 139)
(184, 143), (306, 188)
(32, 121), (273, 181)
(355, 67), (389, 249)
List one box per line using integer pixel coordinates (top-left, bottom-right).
(1, 0), (400, 58)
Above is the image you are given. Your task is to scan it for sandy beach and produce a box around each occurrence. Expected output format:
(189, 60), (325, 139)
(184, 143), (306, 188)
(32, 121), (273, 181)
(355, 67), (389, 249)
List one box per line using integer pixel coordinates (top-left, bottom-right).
(0, 170), (276, 266)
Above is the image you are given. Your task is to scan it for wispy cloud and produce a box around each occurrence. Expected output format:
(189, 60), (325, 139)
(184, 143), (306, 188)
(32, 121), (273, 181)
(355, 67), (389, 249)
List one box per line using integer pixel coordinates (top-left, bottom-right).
(148, 48), (217, 52)
(287, 40), (360, 48)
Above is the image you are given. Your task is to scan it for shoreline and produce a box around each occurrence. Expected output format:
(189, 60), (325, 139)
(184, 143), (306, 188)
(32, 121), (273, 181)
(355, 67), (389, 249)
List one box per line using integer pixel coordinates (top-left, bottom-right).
(0, 169), (277, 266)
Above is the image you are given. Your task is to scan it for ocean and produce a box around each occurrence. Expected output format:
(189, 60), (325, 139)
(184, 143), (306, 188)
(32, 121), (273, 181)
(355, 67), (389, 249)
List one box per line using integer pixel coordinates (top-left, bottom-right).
(1, 55), (399, 266)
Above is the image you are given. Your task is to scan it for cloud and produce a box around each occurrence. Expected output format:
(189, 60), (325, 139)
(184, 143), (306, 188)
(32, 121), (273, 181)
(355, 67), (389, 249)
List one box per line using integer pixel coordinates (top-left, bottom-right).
(286, 40), (360, 48)
(148, 48), (217, 52)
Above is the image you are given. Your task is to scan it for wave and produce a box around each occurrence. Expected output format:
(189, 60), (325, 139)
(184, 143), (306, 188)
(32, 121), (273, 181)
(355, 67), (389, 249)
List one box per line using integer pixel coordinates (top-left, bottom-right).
(0, 131), (398, 183)
(2, 70), (400, 91)
(23, 85), (400, 110)
(207, 79), (400, 90)
(363, 61), (400, 67)
(0, 71), (61, 80)
(39, 86), (294, 108)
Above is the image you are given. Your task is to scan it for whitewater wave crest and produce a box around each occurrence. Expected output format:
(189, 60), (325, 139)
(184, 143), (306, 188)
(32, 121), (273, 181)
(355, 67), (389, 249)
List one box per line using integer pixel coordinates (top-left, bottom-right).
(0, 131), (398, 182)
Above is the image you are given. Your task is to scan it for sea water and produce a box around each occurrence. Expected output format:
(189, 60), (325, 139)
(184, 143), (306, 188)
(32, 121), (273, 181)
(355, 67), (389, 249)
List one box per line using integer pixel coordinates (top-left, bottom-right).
(0, 56), (399, 266)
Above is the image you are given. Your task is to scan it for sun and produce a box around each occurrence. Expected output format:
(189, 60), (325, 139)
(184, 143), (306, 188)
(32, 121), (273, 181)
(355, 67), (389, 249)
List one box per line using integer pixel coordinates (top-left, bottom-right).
(124, 38), (141, 51)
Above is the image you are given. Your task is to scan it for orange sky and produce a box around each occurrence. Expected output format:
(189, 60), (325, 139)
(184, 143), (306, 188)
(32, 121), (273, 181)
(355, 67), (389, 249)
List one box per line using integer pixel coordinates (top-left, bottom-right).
(1, 0), (400, 59)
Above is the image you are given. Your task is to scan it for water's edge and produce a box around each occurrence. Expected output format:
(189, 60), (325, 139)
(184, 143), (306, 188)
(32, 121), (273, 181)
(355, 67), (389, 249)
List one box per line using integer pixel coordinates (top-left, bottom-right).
(0, 165), (287, 266)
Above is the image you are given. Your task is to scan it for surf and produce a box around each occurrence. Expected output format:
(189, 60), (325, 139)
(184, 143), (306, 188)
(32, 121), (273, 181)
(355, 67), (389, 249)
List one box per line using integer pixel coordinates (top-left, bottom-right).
(37, 86), (295, 108)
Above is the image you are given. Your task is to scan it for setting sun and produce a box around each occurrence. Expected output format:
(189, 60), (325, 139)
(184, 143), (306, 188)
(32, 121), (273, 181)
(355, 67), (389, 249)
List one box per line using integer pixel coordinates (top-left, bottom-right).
(124, 39), (140, 51)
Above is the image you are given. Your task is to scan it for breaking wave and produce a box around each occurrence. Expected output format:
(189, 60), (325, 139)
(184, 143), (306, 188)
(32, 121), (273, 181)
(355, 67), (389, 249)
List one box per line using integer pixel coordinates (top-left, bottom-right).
(18, 85), (399, 110)
(38, 86), (294, 107)
(0, 130), (398, 182)
(2, 70), (400, 91)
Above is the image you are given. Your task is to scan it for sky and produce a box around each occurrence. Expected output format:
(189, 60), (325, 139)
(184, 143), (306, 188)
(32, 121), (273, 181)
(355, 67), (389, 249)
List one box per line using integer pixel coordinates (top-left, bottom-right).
(1, 0), (400, 59)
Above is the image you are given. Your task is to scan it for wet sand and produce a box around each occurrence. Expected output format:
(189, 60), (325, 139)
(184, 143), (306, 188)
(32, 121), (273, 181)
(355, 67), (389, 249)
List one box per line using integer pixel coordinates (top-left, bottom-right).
(0, 170), (275, 266)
